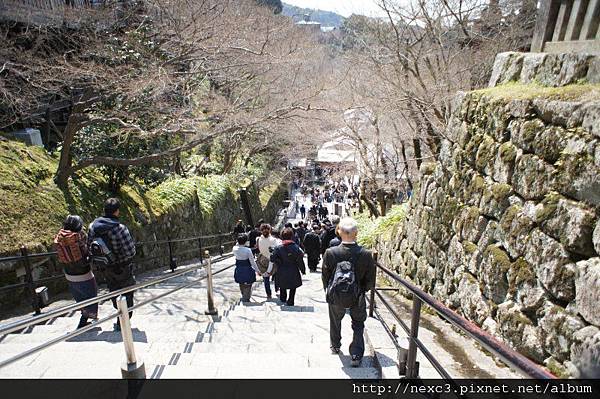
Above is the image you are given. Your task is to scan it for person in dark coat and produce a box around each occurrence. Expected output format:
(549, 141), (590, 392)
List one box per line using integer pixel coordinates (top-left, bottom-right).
(270, 227), (305, 306)
(232, 219), (245, 238)
(296, 221), (307, 245)
(248, 222), (262, 255)
(329, 224), (341, 248)
(320, 215), (340, 254)
(284, 222), (300, 245)
(303, 224), (321, 272)
(300, 204), (306, 219)
(88, 198), (136, 331)
(322, 217), (376, 367)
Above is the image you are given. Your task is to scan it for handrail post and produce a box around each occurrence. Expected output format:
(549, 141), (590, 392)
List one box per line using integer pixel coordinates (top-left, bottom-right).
(204, 250), (218, 316)
(167, 237), (176, 272)
(118, 295), (145, 379)
(21, 246), (41, 315)
(405, 295), (421, 378)
(369, 251), (378, 317)
(198, 236), (203, 264)
(218, 233), (223, 256)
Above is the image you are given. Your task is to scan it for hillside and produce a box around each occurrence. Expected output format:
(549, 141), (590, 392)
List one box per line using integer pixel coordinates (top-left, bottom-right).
(282, 2), (344, 27)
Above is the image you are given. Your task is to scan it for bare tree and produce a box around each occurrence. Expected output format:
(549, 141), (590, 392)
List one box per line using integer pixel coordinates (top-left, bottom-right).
(0, 0), (332, 189)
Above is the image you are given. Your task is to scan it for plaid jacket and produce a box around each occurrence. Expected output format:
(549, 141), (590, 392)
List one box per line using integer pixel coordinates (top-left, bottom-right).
(88, 216), (136, 263)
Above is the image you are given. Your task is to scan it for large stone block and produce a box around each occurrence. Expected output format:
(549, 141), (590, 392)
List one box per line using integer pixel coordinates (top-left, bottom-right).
(508, 257), (547, 313)
(480, 181), (512, 219)
(555, 132), (600, 206)
(519, 53), (547, 84)
(415, 257), (435, 292)
(479, 244), (511, 304)
(512, 153), (556, 200)
(464, 173), (485, 207)
(512, 119), (568, 164)
(524, 229), (575, 302)
(488, 52), (524, 87)
(532, 99), (584, 128)
(511, 119), (544, 153)
(499, 204), (535, 259)
(10, 128), (43, 147)
(569, 326), (600, 378)
(537, 194), (597, 257)
(456, 273), (492, 325)
(447, 235), (466, 272)
(537, 53), (593, 87)
(538, 303), (586, 362)
(496, 301), (545, 362)
(475, 134), (498, 176)
(492, 141), (517, 184)
(575, 258), (600, 326)
(453, 206), (488, 244)
(486, 101), (511, 142)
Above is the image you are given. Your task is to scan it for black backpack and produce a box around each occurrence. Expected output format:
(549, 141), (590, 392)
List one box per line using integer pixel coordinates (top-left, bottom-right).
(326, 247), (362, 308)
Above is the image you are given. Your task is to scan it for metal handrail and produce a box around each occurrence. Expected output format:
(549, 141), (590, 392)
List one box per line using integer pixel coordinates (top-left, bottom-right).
(370, 261), (556, 380)
(0, 253), (235, 371)
(0, 252), (233, 336)
(0, 232), (232, 262)
(0, 232), (235, 311)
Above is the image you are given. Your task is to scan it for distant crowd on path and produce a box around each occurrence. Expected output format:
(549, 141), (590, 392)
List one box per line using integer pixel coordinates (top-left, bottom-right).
(231, 184), (376, 367)
(53, 198), (137, 330)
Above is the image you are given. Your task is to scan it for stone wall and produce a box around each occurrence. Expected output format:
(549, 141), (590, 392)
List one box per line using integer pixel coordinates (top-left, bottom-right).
(0, 178), (288, 313)
(374, 52), (600, 378)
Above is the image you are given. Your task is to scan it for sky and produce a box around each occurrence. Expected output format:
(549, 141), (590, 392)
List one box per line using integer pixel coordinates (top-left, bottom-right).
(283, 0), (390, 18)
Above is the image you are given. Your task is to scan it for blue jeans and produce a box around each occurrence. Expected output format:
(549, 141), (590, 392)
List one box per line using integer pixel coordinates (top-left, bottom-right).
(264, 276), (272, 297)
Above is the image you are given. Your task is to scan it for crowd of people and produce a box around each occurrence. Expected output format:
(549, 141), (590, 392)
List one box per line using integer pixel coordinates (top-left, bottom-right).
(53, 187), (376, 368)
(231, 182), (377, 367)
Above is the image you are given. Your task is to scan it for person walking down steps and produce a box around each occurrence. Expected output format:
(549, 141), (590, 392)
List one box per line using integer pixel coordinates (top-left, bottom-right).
(303, 224), (321, 272)
(54, 215), (98, 329)
(233, 233), (260, 302)
(322, 217), (376, 367)
(256, 224), (280, 299)
(88, 198), (137, 331)
(270, 227), (305, 306)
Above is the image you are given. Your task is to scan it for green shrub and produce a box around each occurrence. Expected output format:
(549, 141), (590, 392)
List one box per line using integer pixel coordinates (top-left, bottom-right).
(356, 204), (407, 247)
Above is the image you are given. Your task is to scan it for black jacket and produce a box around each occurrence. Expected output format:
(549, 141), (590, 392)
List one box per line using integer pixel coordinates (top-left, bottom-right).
(271, 241), (305, 289)
(320, 226), (337, 254)
(248, 229), (261, 248)
(303, 232), (321, 255)
(322, 243), (376, 293)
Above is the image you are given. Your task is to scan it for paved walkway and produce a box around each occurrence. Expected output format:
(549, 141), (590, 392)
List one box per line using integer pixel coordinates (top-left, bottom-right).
(0, 255), (380, 379)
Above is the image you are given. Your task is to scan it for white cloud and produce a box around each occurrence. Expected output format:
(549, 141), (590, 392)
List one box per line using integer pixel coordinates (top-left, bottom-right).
(283, 0), (390, 18)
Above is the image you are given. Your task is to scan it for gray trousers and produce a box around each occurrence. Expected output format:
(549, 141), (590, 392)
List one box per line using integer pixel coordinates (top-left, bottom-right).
(239, 283), (253, 302)
(328, 293), (367, 358)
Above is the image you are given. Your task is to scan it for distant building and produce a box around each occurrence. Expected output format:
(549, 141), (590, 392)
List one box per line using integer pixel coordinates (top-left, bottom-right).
(296, 14), (321, 33)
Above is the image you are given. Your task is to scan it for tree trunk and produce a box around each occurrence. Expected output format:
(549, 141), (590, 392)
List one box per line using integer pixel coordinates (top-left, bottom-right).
(375, 188), (386, 217)
(55, 113), (80, 189)
(413, 138), (422, 171)
(400, 140), (413, 191)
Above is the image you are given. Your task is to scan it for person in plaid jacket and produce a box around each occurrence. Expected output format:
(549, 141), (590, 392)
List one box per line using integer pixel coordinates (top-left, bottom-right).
(88, 198), (136, 331)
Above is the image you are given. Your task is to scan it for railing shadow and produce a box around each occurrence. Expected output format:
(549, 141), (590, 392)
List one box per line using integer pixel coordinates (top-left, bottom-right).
(66, 327), (147, 343)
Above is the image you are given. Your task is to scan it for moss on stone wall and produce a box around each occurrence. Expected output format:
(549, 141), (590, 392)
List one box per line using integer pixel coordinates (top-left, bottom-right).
(0, 140), (286, 255)
(475, 82), (600, 102)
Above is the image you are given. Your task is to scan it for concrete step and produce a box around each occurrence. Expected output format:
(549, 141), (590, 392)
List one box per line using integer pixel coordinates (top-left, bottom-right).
(0, 327), (204, 345)
(158, 364), (379, 379)
(172, 351), (377, 370)
(197, 332), (329, 345)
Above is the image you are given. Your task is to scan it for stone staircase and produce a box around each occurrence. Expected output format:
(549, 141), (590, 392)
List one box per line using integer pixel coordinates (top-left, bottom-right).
(0, 256), (381, 379)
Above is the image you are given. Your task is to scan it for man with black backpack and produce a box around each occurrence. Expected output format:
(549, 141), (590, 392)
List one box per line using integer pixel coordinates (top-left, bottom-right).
(88, 198), (136, 331)
(322, 217), (375, 367)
